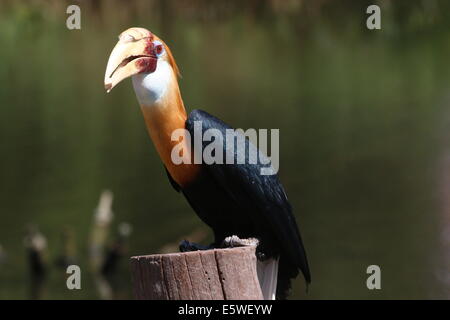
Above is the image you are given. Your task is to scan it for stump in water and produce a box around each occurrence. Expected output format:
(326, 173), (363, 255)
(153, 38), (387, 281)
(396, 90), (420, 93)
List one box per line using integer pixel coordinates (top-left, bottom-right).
(130, 246), (263, 300)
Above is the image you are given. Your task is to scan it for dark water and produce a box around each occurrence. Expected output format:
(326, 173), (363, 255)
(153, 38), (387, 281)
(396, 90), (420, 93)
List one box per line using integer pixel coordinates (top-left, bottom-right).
(0, 0), (449, 299)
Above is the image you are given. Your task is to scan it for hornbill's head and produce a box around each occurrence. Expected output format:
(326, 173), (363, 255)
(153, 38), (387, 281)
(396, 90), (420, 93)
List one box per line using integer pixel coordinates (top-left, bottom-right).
(104, 27), (179, 93)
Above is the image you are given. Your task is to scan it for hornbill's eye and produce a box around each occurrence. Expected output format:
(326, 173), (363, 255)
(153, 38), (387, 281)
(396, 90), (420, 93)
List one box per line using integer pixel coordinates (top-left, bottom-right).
(154, 41), (164, 56)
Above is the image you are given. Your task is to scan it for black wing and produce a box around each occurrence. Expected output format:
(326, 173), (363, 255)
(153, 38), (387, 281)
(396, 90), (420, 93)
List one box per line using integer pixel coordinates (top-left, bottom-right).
(185, 109), (311, 285)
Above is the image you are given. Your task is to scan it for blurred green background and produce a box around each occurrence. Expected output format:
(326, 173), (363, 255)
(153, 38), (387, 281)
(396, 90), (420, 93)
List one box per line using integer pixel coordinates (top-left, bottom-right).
(0, 0), (450, 299)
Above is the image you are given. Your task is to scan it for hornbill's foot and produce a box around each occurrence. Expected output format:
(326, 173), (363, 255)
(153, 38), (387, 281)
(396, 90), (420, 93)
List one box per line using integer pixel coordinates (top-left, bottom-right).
(221, 235), (259, 248)
(179, 240), (212, 252)
(255, 250), (269, 261)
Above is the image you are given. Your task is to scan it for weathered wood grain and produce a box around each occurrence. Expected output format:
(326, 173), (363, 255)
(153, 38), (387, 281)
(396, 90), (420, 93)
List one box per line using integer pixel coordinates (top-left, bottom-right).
(130, 247), (263, 300)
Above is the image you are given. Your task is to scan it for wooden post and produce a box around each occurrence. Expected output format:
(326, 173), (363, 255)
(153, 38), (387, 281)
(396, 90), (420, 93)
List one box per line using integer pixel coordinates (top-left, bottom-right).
(130, 246), (263, 300)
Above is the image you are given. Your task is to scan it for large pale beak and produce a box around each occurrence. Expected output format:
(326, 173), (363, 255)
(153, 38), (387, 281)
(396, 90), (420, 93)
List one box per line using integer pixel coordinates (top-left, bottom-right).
(104, 31), (155, 92)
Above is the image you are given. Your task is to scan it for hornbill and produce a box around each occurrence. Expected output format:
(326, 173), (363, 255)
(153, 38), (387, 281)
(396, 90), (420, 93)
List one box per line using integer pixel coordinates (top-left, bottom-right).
(104, 27), (310, 299)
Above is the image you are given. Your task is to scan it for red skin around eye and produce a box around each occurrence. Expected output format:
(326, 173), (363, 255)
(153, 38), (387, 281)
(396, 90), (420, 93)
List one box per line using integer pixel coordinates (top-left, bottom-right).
(144, 40), (155, 55)
(139, 38), (158, 73)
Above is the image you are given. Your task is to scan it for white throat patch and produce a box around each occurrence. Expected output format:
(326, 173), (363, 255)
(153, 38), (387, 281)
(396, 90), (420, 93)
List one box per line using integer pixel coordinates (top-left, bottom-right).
(132, 60), (172, 106)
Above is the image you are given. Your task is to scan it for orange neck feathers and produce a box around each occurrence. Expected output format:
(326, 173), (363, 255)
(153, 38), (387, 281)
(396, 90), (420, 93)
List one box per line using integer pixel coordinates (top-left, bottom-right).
(134, 62), (199, 187)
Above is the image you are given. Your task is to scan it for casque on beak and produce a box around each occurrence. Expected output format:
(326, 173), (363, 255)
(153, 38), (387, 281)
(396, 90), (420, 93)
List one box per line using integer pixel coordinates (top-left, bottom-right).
(104, 28), (157, 92)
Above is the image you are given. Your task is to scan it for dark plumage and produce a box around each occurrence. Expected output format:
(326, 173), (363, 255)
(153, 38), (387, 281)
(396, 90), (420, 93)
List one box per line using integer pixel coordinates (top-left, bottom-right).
(167, 109), (310, 299)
